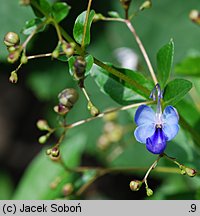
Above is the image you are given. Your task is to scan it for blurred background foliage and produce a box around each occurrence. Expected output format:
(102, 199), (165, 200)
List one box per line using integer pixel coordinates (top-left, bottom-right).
(0, 0), (200, 200)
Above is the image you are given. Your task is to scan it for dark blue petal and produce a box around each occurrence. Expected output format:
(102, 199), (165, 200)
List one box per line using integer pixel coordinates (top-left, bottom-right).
(146, 128), (167, 154)
(134, 105), (155, 126)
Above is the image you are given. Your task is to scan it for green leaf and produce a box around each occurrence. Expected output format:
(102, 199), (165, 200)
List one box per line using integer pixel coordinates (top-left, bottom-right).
(91, 64), (154, 105)
(0, 0), (33, 61)
(0, 172), (14, 200)
(73, 10), (95, 46)
(175, 57), (200, 76)
(52, 2), (70, 23)
(163, 78), (192, 106)
(31, 0), (52, 17)
(13, 134), (86, 200)
(157, 39), (174, 88)
(68, 55), (94, 78)
(27, 61), (72, 101)
(22, 18), (45, 35)
(108, 11), (121, 18)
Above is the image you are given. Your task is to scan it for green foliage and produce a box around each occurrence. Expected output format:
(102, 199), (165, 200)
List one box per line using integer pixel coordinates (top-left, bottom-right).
(31, 0), (51, 17)
(0, 172), (14, 200)
(175, 56), (200, 76)
(163, 79), (193, 106)
(13, 134), (86, 200)
(0, 0), (33, 60)
(91, 64), (154, 105)
(22, 18), (45, 35)
(73, 10), (95, 46)
(157, 39), (174, 89)
(52, 2), (70, 23)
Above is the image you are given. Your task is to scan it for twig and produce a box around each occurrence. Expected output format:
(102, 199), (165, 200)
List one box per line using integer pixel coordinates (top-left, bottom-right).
(64, 101), (153, 129)
(81, 0), (93, 48)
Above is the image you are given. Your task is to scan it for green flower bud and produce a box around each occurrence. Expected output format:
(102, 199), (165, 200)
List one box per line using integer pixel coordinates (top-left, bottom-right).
(36, 119), (51, 131)
(46, 148), (52, 155)
(88, 101), (100, 116)
(20, 53), (28, 64)
(146, 188), (153, 196)
(140, 1), (152, 11)
(19, 0), (30, 5)
(93, 13), (105, 22)
(52, 49), (59, 58)
(4, 32), (20, 47)
(58, 88), (79, 108)
(7, 46), (18, 53)
(103, 111), (118, 122)
(9, 71), (18, 83)
(97, 135), (111, 150)
(130, 180), (142, 191)
(62, 183), (74, 196)
(185, 167), (197, 177)
(38, 135), (47, 144)
(189, 10), (200, 25)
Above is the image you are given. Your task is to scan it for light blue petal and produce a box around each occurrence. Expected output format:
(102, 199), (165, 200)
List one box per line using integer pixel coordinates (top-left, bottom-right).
(163, 106), (179, 125)
(134, 105), (155, 126)
(162, 123), (180, 141)
(134, 124), (155, 144)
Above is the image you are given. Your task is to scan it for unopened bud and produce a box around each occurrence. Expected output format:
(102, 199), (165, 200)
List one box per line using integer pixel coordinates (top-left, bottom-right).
(37, 119), (51, 131)
(9, 71), (18, 83)
(52, 49), (59, 58)
(189, 10), (200, 25)
(7, 46), (18, 53)
(7, 50), (20, 63)
(140, 1), (152, 11)
(185, 167), (197, 177)
(62, 42), (74, 57)
(20, 53), (28, 64)
(146, 187), (153, 196)
(19, 0), (30, 5)
(120, 0), (132, 10)
(58, 88), (79, 108)
(38, 135), (48, 144)
(88, 101), (99, 116)
(97, 135), (111, 150)
(4, 32), (20, 47)
(130, 180), (142, 191)
(50, 177), (62, 189)
(54, 104), (70, 115)
(105, 124), (123, 142)
(103, 109), (118, 122)
(49, 147), (61, 161)
(51, 147), (60, 157)
(93, 13), (105, 22)
(73, 56), (86, 80)
(46, 148), (52, 155)
(62, 183), (74, 196)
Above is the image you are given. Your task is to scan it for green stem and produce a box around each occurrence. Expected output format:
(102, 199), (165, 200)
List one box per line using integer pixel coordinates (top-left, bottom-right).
(64, 101), (153, 129)
(94, 58), (151, 97)
(81, 0), (93, 49)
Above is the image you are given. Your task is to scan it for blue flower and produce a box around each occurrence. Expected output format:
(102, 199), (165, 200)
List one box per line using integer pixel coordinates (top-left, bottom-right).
(134, 104), (179, 154)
